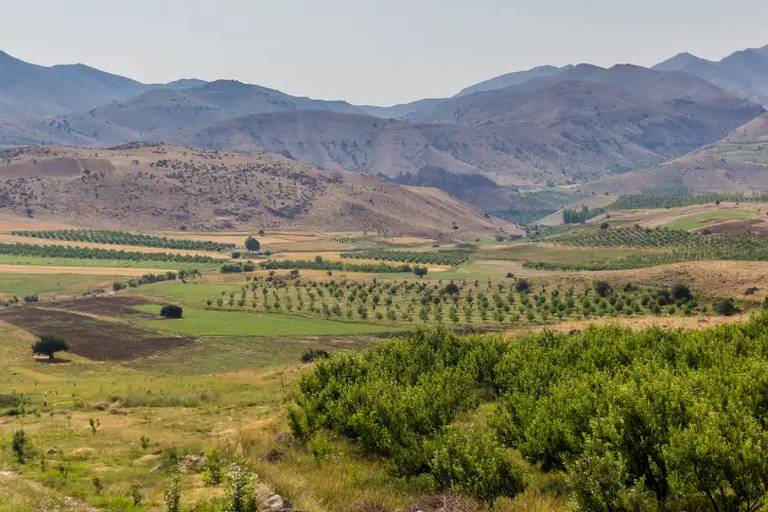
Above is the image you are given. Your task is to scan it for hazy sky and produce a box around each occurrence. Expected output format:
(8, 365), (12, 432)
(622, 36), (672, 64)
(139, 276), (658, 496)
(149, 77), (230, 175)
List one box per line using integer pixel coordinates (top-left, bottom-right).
(3, 0), (768, 105)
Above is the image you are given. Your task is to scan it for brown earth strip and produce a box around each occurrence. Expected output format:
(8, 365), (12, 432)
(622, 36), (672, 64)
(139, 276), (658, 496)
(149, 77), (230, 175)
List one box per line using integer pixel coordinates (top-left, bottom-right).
(0, 304), (191, 361)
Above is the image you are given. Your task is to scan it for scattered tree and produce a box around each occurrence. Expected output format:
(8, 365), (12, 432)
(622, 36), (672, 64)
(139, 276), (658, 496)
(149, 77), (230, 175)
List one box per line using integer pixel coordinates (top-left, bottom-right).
(245, 236), (261, 252)
(160, 304), (183, 319)
(32, 335), (68, 360)
(12, 429), (28, 463)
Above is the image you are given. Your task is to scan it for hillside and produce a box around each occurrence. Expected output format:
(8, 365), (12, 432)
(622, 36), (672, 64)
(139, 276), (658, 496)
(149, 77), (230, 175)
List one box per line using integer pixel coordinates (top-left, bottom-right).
(582, 112), (768, 195)
(0, 144), (514, 237)
(183, 65), (763, 188)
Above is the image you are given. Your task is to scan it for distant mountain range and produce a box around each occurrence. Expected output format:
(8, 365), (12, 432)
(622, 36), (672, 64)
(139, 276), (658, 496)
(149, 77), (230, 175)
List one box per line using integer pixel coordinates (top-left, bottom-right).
(0, 50), (213, 118)
(653, 44), (768, 106)
(1, 44), (767, 214)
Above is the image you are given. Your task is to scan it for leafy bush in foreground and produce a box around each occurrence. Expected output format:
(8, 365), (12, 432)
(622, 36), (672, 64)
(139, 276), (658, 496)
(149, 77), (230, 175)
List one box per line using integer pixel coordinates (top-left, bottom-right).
(290, 315), (768, 509)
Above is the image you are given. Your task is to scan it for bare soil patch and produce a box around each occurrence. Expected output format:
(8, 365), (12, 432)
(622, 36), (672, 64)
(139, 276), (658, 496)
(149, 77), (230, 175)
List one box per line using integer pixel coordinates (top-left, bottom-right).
(697, 218), (768, 234)
(51, 295), (152, 317)
(0, 300), (191, 361)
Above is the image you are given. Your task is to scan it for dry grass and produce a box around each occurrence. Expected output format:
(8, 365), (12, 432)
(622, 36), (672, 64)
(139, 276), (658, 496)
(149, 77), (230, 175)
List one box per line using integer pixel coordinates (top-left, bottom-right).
(0, 264), (167, 276)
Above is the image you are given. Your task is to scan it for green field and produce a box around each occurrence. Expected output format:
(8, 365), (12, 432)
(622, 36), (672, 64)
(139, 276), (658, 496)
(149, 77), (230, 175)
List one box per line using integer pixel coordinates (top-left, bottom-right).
(0, 273), (118, 298)
(127, 335), (371, 375)
(0, 316), (417, 512)
(665, 209), (755, 230)
(481, 243), (662, 265)
(1, 224), (763, 512)
(135, 304), (398, 336)
(139, 281), (242, 305)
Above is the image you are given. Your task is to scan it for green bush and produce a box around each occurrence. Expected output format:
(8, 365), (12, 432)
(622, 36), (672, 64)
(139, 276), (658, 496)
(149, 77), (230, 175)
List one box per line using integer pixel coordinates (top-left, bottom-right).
(160, 304), (183, 319)
(429, 424), (526, 505)
(32, 335), (68, 359)
(290, 315), (768, 509)
(713, 298), (738, 316)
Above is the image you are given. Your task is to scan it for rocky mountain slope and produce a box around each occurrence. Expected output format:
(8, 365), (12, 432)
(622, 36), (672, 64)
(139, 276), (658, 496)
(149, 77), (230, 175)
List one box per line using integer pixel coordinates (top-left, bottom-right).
(182, 65), (763, 186)
(653, 44), (768, 106)
(0, 144), (514, 237)
(582, 112), (768, 195)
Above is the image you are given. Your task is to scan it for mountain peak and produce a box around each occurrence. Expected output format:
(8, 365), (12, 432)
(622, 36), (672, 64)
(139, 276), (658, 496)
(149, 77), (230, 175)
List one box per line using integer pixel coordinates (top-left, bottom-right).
(653, 52), (712, 72)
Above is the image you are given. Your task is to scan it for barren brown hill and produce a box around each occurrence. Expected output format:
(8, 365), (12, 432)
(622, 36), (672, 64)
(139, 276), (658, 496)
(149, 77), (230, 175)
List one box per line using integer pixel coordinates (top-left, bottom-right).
(184, 65), (763, 188)
(582, 112), (768, 195)
(0, 144), (515, 237)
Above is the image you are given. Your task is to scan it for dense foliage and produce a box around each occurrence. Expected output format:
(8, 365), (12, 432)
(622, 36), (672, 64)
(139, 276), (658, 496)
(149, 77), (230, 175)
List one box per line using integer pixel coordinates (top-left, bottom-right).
(0, 242), (217, 264)
(288, 327), (526, 499)
(562, 205), (606, 224)
(11, 229), (234, 251)
(291, 316), (768, 509)
(342, 249), (470, 266)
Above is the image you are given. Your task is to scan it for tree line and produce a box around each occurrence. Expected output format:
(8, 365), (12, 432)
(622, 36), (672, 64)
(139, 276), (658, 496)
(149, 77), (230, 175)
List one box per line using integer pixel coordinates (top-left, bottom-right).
(0, 242), (217, 264)
(12, 229), (235, 251)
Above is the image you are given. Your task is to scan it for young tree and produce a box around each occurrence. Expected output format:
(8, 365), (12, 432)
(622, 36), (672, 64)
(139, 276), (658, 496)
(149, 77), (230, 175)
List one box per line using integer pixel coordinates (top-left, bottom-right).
(12, 429), (28, 463)
(223, 463), (258, 512)
(593, 280), (612, 297)
(515, 279), (531, 294)
(164, 473), (182, 512)
(32, 335), (68, 360)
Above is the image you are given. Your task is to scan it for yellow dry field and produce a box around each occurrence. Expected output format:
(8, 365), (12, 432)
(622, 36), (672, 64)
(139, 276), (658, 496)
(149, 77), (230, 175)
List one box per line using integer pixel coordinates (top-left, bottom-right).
(510, 312), (750, 336)
(160, 230), (317, 245)
(381, 236), (435, 246)
(0, 216), (79, 232)
(0, 264), (168, 276)
(468, 259), (768, 301)
(597, 201), (768, 228)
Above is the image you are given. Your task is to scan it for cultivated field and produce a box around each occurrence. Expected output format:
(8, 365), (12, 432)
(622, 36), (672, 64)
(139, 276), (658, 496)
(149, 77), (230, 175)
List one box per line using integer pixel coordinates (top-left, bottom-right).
(1, 210), (766, 512)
